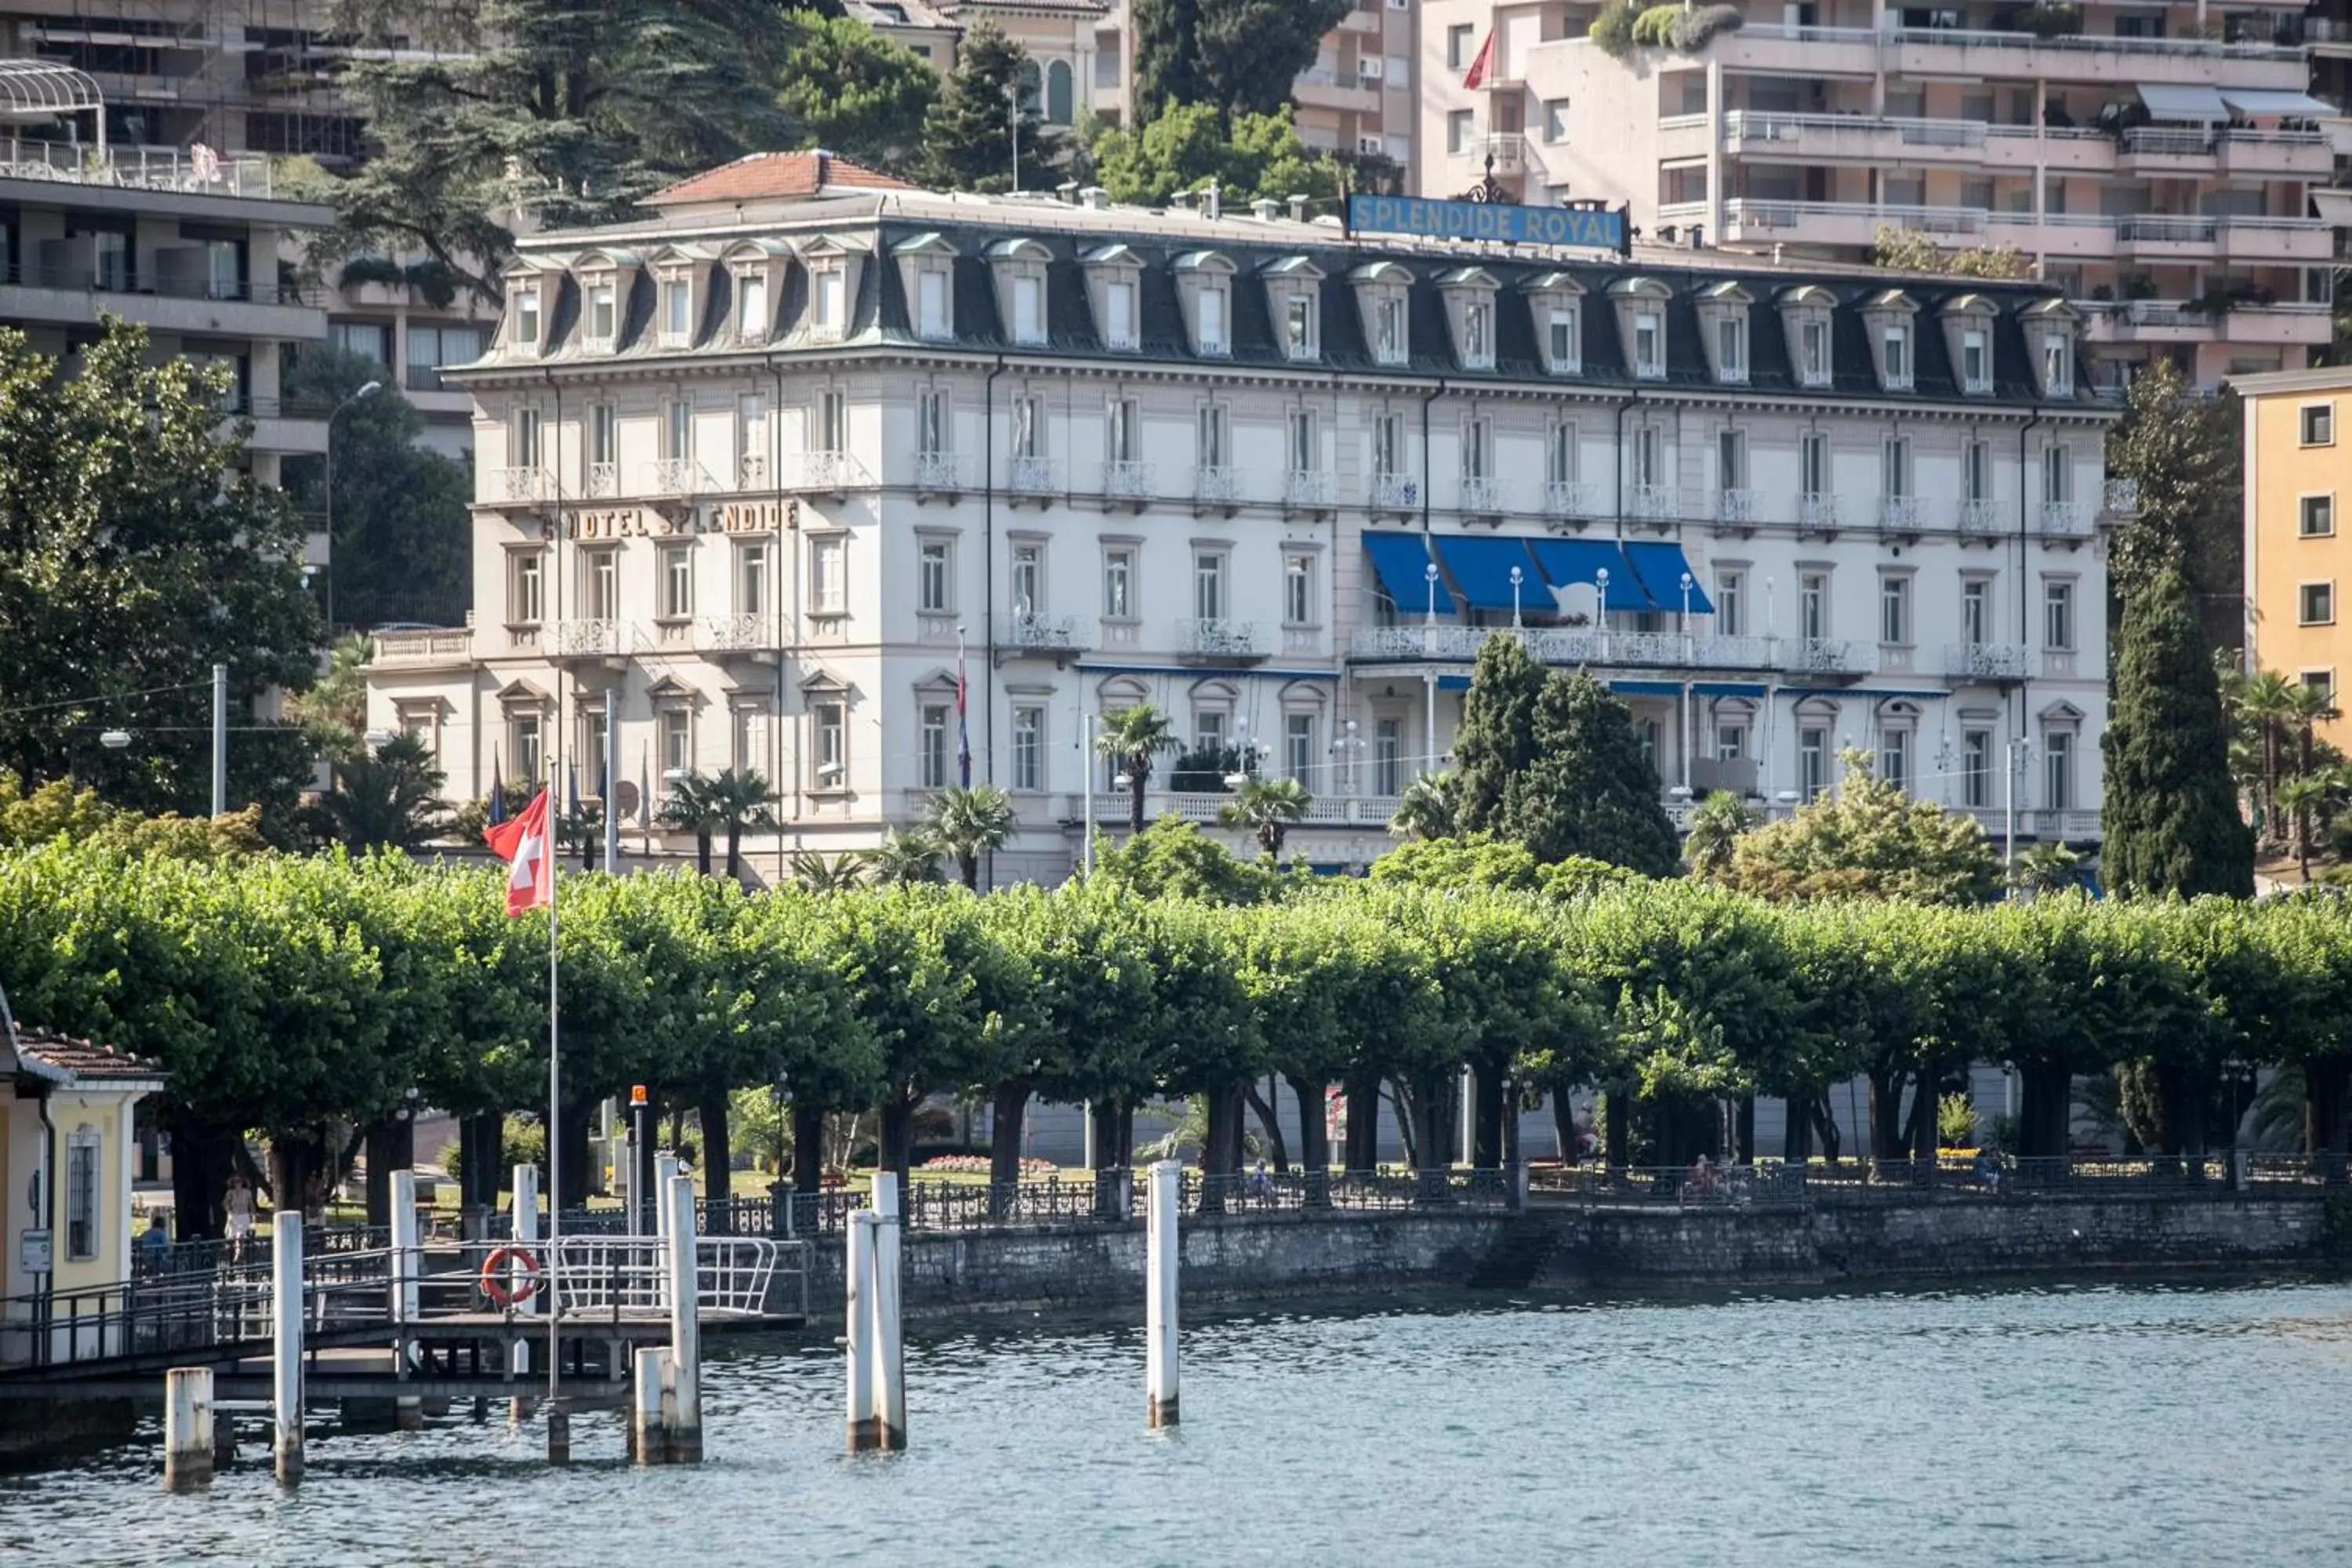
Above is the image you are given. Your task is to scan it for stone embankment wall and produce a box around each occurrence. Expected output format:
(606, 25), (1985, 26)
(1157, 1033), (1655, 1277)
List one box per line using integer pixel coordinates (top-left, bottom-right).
(788, 1196), (2333, 1317)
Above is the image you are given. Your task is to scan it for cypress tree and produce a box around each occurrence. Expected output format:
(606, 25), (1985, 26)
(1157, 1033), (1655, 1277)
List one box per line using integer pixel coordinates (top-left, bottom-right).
(1452, 633), (1548, 837)
(917, 20), (1060, 194)
(2102, 570), (2254, 898)
(1506, 670), (1681, 877)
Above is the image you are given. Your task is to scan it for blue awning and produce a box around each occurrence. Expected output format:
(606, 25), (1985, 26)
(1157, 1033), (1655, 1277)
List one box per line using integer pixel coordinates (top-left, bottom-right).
(1610, 681), (1682, 697)
(1621, 542), (1714, 614)
(1438, 675), (1472, 691)
(1431, 535), (1539, 613)
(1526, 539), (1653, 613)
(1362, 531), (1452, 616)
(1693, 682), (1768, 698)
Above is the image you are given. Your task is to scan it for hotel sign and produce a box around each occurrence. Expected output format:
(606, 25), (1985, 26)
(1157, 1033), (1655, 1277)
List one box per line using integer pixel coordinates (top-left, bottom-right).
(546, 500), (794, 541)
(1347, 194), (1627, 253)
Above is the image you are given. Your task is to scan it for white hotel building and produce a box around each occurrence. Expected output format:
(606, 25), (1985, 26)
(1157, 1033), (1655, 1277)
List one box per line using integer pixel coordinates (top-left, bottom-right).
(366, 151), (2118, 883)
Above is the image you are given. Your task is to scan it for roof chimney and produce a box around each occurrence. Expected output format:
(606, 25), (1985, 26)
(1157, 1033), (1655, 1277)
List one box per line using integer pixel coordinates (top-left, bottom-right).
(1080, 186), (1109, 210)
(1251, 197), (1281, 222)
(1204, 179), (1221, 220)
(1287, 194), (1309, 223)
(1057, 180), (1080, 205)
(1168, 190), (1195, 212)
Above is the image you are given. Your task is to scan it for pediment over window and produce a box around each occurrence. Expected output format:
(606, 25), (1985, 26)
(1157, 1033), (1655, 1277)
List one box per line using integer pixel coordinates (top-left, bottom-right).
(1173, 251), (1237, 355)
(1523, 273), (1586, 376)
(495, 677), (552, 708)
(892, 233), (960, 343)
(1436, 267), (1501, 371)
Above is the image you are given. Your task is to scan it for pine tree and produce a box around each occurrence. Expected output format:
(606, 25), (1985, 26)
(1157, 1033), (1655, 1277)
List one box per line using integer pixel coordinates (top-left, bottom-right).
(775, 12), (939, 175)
(1131, 0), (1352, 122)
(2102, 570), (2255, 898)
(1451, 633), (1548, 837)
(1505, 670), (1682, 877)
(916, 20), (1062, 194)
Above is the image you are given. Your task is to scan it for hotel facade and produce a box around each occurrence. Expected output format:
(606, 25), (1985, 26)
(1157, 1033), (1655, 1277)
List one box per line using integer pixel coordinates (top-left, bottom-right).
(366, 151), (2120, 883)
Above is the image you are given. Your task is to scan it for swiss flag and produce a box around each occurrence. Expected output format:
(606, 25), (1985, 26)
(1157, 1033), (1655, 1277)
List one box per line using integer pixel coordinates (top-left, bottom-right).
(1462, 31), (1494, 89)
(484, 787), (553, 916)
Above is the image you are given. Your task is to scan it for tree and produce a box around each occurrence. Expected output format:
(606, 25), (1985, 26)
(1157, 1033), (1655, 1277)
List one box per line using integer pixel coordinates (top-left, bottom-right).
(1130, 0), (1353, 122)
(318, 0), (797, 304)
(702, 768), (781, 881)
(924, 783), (1017, 890)
(869, 829), (947, 887)
(0, 321), (322, 829)
(1094, 704), (1180, 835)
(1871, 226), (2031, 280)
(1218, 776), (1312, 858)
(657, 773), (721, 875)
(791, 851), (869, 893)
(1726, 750), (2001, 904)
(2103, 571), (2256, 898)
(1086, 103), (1347, 208)
(1388, 771), (1459, 841)
(918, 20), (1062, 194)
(2238, 669), (2299, 839)
(2013, 841), (2084, 895)
(2276, 773), (2336, 883)
(2105, 358), (2241, 649)
(316, 735), (452, 851)
(775, 12), (938, 174)
(1452, 634), (1548, 837)
(1507, 670), (1680, 877)
(282, 633), (376, 761)
(1683, 789), (1754, 880)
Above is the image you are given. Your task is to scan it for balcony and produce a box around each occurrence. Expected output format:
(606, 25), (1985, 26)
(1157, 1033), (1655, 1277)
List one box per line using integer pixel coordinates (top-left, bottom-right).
(2033, 809), (2103, 840)
(1294, 65), (1379, 114)
(1371, 473), (1421, 512)
(2103, 478), (2140, 517)
(1718, 111), (1991, 166)
(2218, 216), (2336, 264)
(551, 619), (628, 662)
(647, 457), (706, 495)
(2113, 213), (2218, 260)
(1003, 612), (1090, 657)
(737, 454), (769, 491)
(1788, 638), (1866, 677)
(1799, 494), (1841, 533)
(2118, 125), (2220, 172)
(2085, 299), (2223, 343)
(1178, 619), (1269, 662)
(486, 466), (553, 505)
(1676, 199), (1986, 249)
(1285, 470), (1335, 512)
(583, 461), (618, 499)
(1628, 485), (1680, 525)
(0, 136), (281, 200)
(1010, 454), (1062, 496)
(1544, 480), (1601, 524)
(1700, 21), (1881, 77)
(697, 614), (773, 655)
(1103, 459), (1156, 503)
(916, 452), (965, 494)
(2217, 129), (2332, 178)
(1878, 495), (1926, 536)
(2039, 500), (2096, 540)
(1351, 624), (1782, 673)
(789, 450), (873, 495)
(1882, 27), (2307, 89)
(1460, 475), (1505, 515)
(1479, 133), (1528, 175)
(372, 626), (473, 668)
(1957, 499), (2009, 539)
(1193, 466), (1241, 508)
(1946, 642), (2033, 681)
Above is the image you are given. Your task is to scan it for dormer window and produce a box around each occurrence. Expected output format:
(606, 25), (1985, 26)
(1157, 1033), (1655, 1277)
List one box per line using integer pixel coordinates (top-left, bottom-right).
(660, 275), (693, 347)
(1938, 293), (2000, 397)
(738, 272), (768, 339)
(1859, 290), (1920, 394)
(1377, 296), (1406, 362)
(1285, 296), (1316, 358)
(1464, 300), (1492, 367)
(814, 269), (847, 335)
(985, 237), (1054, 349)
(2042, 332), (2071, 397)
(1523, 272), (1585, 377)
(1350, 260), (1414, 368)
(512, 282), (541, 353)
(1635, 314), (1662, 377)
(1802, 321), (1829, 384)
(1717, 318), (1745, 382)
(1199, 286), (1226, 353)
(1883, 325), (1911, 389)
(1962, 330), (1988, 391)
(1172, 249), (1236, 358)
(1014, 276), (1042, 342)
(1262, 256), (1327, 364)
(1612, 276), (1673, 383)
(1436, 267), (1499, 372)
(1105, 278), (1135, 347)
(891, 233), (960, 344)
(1777, 285), (1837, 390)
(586, 281), (617, 350)
(2016, 299), (2081, 399)
(1693, 281), (1753, 387)
(1549, 310), (1577, 365)
(1082, 244), (1144, 351)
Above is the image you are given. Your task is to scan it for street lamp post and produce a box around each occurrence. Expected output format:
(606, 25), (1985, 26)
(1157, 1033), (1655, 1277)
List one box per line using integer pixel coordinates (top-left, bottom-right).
(1508, 564), (1524, 630)
(1595, 568), (1610, 639)
(321, 379), (382, 631)
(1423, 562), (1440, 781)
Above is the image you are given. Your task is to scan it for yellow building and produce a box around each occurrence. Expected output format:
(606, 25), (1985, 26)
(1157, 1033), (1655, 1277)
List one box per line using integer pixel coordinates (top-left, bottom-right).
(2239, 364), (2352, 749)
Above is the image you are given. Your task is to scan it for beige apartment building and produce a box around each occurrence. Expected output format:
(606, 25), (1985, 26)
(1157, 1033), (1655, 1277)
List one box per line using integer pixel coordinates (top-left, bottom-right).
(1417, 0), (2348, 391)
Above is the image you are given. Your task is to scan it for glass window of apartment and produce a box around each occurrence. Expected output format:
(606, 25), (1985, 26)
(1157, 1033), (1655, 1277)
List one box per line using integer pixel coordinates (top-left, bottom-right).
(1102, 546), (1134, 619)
(812, 700), (846, 789)
(2303, 670), (2336, 704)
(509, 551), (544, 625)
(1544, 98), (1571, 143)
(1103, 277), (1138, 349)
(513, 284), (541, 350)
(1799, 318), (1831, 387)
(1548, 423), (1579, 485)
(1011, 542), (1043, 614)
(1011, 395), (1043, 459)
(737, 393), (768, 484)
(2042, 444), (2072, 503)
(512, 406), (543, 470)
(1717, 428), (1745, 492)
(919, 389), (949, 456)
(1963, 729), (1993, 808)
(2300, 581), (2335, 626)
(1197, 403), (1227, 470)
(815, 268), (847, 332)
(1197, 284), (1227, 354)
(2301, 404), (2335, 447)
(1462, 418), (1490, 481)
(2045, 731), (2073, 809)
(1633, 312), (1663, 379)
(916, 267), (949, 339)
(1107, 397), (1141, 464)
(2045, 579), (2075, 649)
(66, 1135), (98, 1261)
(329, 321), (390, 369)
(920, 703), (950, 789)
(1374, 295), (1406, 363)
(1011, 274), (1043, 344)
(2042, 334), (2070, 394)
(1882, 437), (1910, 498)
(1463, 300), (1492, 367)
(1633, 424), (1664, 488)
(1194, 551), (1226, 620)
(1716, 315), (1746, 382)
(1272, 711), (1307, 782)
(1375, 718), (1401, 796)
(662, 276), (692, 340)
(662, 399), (692, 462)
(732, 708), (757, 775)
(1637, 719), (1661, 770)
(1801, 431), (1829, 499)
(739, 271), (769, 338)
(1447, 23), (1475, 67)
(1882, 324), (1911, 387)
(1548, 307), (1578, 368)
(1013, 705), (1044, 791)
(1715, 569), (1744, 636)
(2301, 495), (2335, 538)
(89, 227), (129, 291)
(659, 543), (693, 619)
(1373, 412), (1404, 478)
(513, 713), (544, 786)
(1799, 727), (1829, 800)
(818, 389), (848, 453)
(587, 281), (617, 346)
(1962, 578), (1991, 645)
(198, 236), (241, 300)
(661, 708), (691, 777)
(1800, 572), (1828, 641)
(920, 538), (953, 614)
(1288, 409), (1317, 474)
(810, 535), (846, 614)
(737, 541), (769, 619)
(1962, 328), (1990, 391)
(1447, 109), (1473, 154)
(1283, 294), (1316, 360)
(1284, 553), (1313, 626)
(1879, 573), (1911, 645)
(1963, 441), (1991, 504)
(1879, 727), (1911, 793)
(1715, 722), (1747, 762)
(587, 403), (616, 482)
(586, 547), (619, 621)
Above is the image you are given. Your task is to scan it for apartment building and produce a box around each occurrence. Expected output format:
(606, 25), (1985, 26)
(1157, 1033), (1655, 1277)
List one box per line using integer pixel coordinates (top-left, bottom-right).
(1418, 0), (2346, 392)
(2237, 362), (2352, 746)
(365, 151), (2116, 880)
(851, 0), (1116, 129)
(0, 61), (331, 556)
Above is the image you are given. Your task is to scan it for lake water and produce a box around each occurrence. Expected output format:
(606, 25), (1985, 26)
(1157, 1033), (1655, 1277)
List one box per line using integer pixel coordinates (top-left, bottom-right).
(5, 1277), (2350, 1566)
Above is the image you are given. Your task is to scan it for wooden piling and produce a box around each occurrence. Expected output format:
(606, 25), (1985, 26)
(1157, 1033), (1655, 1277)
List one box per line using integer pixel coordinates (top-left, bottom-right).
(510, 1161), (540, 1423)
(663, 1174), (702, 1462)
(631, 1345), (670, 1464)
(164, 1367), (213, 1488)
(271, 1211), (305, 1483)
(1146, 1159), (1179, 1428)
(869, 1171), (905, 1451)
(845, 1211), (878, 1452)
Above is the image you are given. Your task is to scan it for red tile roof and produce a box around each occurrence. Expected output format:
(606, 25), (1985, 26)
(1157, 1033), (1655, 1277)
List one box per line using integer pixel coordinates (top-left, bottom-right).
(646, 151), (915, 208)
(13, 1027), (166, 1083)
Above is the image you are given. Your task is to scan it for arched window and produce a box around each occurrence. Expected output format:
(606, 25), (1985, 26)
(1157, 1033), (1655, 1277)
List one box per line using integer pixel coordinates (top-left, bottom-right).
(1018, 60), (1042, 113)
(1046, 60), (1073, 125)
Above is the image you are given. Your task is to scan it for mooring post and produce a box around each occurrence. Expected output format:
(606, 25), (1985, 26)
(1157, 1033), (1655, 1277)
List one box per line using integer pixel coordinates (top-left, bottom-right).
(546, 1403), (571, 1466)
(652, 1152), (681, 1312)
(390, 1169), (422, 1432)
(1146, 1158), (1179, 1429)
(164, 1367), (214, 1489)
(510, 1160), (539, 1421)
(272, 1210), (305, 1483)
(845, 1210), (877, 1452)
(630, 1345), (669, 1465)
(870, 1171), (905, 1451)
(664, 1172), (703, 1461)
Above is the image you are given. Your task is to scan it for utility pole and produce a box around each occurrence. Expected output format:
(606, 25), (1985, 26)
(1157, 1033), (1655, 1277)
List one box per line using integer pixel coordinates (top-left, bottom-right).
(603, 695), (621, 873)
(210, 662), (227, 818)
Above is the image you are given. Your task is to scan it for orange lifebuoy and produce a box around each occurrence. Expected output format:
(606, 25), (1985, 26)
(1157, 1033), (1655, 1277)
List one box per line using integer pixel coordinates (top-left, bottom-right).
(481, 1245), (542, 1306)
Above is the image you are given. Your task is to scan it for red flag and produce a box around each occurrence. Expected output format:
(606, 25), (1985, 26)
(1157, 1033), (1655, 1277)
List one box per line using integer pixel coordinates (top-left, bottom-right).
(484, 787), (553, 917)
(1462, 31), (1494, 89)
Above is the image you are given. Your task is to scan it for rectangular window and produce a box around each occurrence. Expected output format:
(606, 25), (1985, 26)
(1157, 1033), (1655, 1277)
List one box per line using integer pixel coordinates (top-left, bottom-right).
(1198, 286), (1227, 353)
(1447, 23), (1474, 67)
(1284, 295), (1316, 359)
(733, 708), (757, 775)
(1102, 546), (1134, 619)
(1549, 423), (1579, 485)
(1879, 574), (1911, 645)
(1448, 109), (1473, 154)
(1284, 554), (1313, 626)
(1194, 552), (1225, 620)
(1548, 307), (1577, 369)
(1880, 728), (1911, 793)
(2042, 335), (2070, 394)
(510, 553), (544, 625)
(920, 704), (950, 789)
(1011, 396), (1042, 459)
(512, 407), (543, 470)
(816, 270), (847, 332)
(588, 283), (617, 346)
(1962, 730), (1992, 809)
(1462, 300), (1492, 366)
(662, 708), (691, 778)
(1801, 432), (1829, 498)
(1105, 278), (1137, 348)
(1290, 410), (1318, 474)
(1717, 428), (1745, 490)
(2045, 580), (2074, 650)
(812, 701), (846, 789)
(739, 272), (768, 338)
(1962, 328), (1989, 390)
(2045, 731), (2073, 809)
(919, 390), (949, 456)
(1197, 403), (1227, 470)
(2302, 404), (2335, 447)
(737, 393), (767, 483)
(1462, 418), (1490, 480)
(818, 390), (848, 454)
(917, 269), (949, 339)
(1107, 398), (1140, 464)
(1376, 296), (1406, 362)
(1013, 705), (1044, 791)
(1715, 724), (1747, 763)
(588, 403), (616, 472)
(514, 285), (541, 349)
(737, 542), (769, 619)
(1634, 313), (1663, 378)
(1882, 437), (1910, 499)
(662, 399), (692, 462)
(66, 1138), (98, 1262)
(1964, 441), (1991, 504)
(659, 543), (693, 619)
(1633, 425), (1664, 488)
(1012, 274), (1043, 343)
(1962, 579), (1990, 646)
(1715, 570), (1744, 636)
(2301, 495), (2335, 539)
(1800, 318), (1831, 386)
(1286, 713), (1315, 782)
(811, 536), (846, 615)
(513, 713), (544, 787)
(1544, 98), (1571, 142)
(920, 539), (952, 614)
(2042, 445), (2071, 504)
(1374, 413), (1404, 477)
(1376, 718), (1402, 796)
(1011, 542), (1043, 614)
(1799, 727), (1829, 800)
(1716, 315), (1746, 381)
(2300, 582), (2335, 626)
(1883, 325), (1910, 387)
(662, 277), (691, 340)
(586, 550), (619, 622)
(1800, 572), (1828, 641)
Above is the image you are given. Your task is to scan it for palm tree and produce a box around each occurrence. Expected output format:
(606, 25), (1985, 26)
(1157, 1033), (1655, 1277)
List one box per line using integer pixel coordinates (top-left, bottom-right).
(2276, 773), (2332, 883)
(2013, 840), (2083, 895)
(703, 768), (782, 880)
(869, 829), (948, 887)
(1217, 776), (1312, 858)
(1094, 703), (1179, 836)
(924, 783), (1017, 890)
(1387, 771), (1459, 840)
(2239, 670), (2298, 840)
(790, 849), (869, 893)
(1682, 789), (1753, 879)
(656, 771), (722, 875)
(285, 633), (373, 757)
(318, 734), (448, 851)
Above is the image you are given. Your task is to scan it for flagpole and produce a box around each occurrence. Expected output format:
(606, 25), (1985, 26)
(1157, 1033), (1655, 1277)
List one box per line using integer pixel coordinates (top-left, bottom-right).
(546, 819), (561, 1406)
